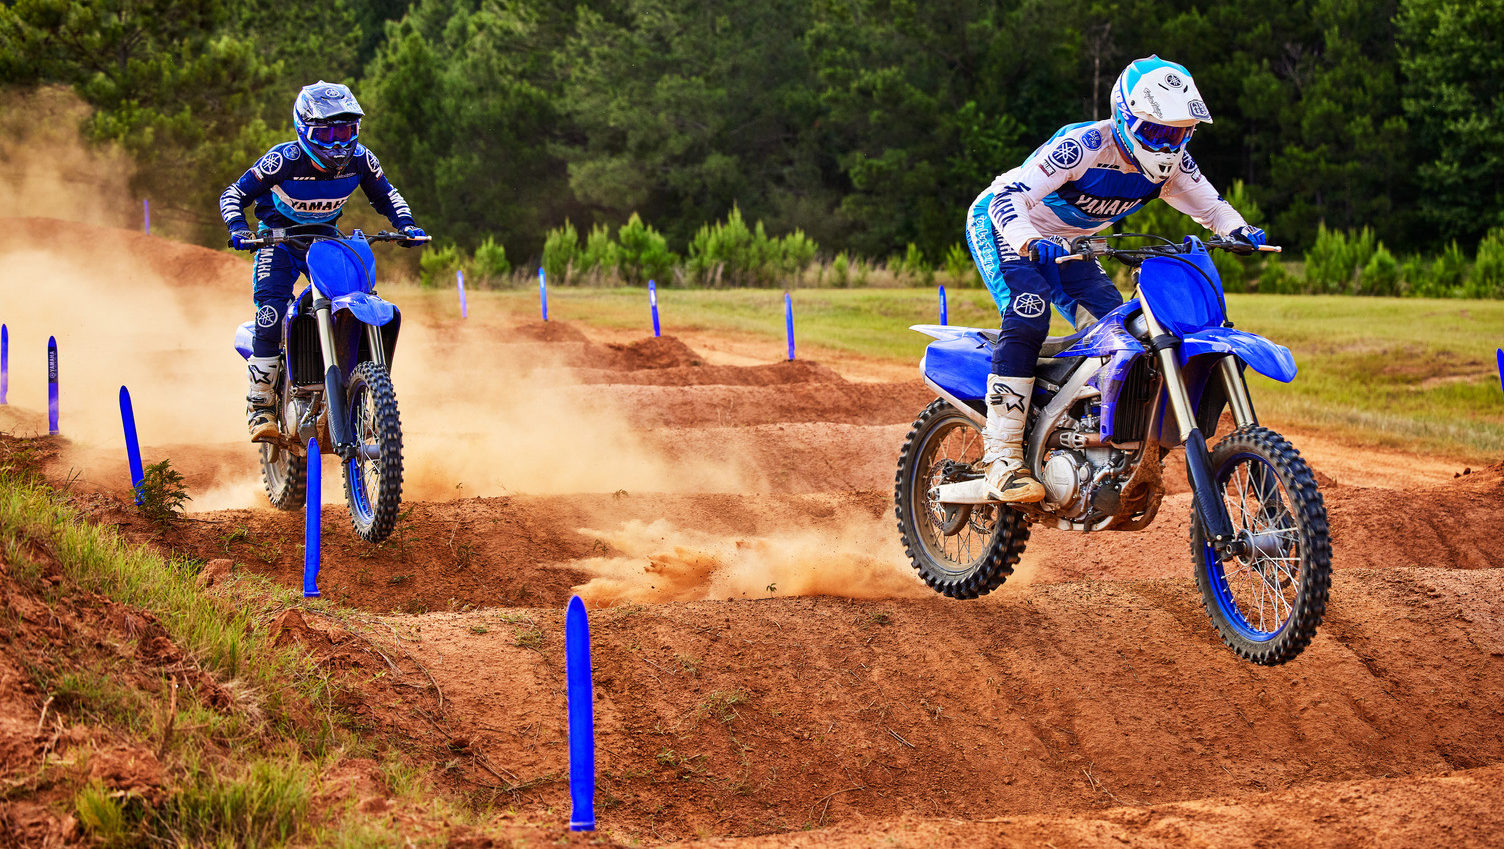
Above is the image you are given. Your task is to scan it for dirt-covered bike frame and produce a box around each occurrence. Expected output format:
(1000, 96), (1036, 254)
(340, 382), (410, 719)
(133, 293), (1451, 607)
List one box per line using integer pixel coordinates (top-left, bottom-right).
(895, 233), (1331, 664)
(233, 223), (427, 543)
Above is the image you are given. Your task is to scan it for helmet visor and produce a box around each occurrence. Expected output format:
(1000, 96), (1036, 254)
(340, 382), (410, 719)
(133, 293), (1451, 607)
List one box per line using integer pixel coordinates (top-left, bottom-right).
(309, 121), (358, 145)
(1130, 118), (1192, 153)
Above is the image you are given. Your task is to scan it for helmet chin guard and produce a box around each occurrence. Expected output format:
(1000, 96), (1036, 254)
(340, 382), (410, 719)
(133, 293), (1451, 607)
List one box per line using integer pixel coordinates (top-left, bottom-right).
(1111, 56), (1210, 182)
(294, 81), (364, 171)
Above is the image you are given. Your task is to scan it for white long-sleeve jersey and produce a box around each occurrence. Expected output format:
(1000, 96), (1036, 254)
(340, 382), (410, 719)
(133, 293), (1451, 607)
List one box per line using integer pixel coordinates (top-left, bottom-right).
(980, 119), (1247, 256)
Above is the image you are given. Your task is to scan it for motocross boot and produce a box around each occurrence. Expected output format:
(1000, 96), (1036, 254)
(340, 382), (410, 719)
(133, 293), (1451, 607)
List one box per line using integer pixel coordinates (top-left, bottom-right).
(981, 374), (1045, 503)
(245, 356), (282, 444)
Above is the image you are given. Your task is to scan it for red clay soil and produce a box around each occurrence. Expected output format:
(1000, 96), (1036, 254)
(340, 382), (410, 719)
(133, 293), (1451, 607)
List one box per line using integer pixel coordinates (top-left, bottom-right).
(4, 221), (1504, 846)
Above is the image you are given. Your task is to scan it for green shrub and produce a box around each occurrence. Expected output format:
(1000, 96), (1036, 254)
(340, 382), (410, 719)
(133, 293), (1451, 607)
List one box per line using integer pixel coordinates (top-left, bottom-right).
(1256, 257), (1299, 294)
(541, 220), (579, 283)
(1358, 245), (1400, 296)
(1304, 223), (1377, 294)
(135, 459), (190, 525)
(900, 242), (933, 285)
(1467, 227), (1504, 299)
(1410, 240), (1466, 297)
(418, 242), (462, 288)
(1398, 255), (1427, 296)
(687, 205), (786, 287)
(615, 213), (678, 285)
(781, 229), (819, 273)
(829, 251), (850, 288)
(944, 242), (977, 285)
(471, 236), (511, 283)
(578, 222), (619, 276)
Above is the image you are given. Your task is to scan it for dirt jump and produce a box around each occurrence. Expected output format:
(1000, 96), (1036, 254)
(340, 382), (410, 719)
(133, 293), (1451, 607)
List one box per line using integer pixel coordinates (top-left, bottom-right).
(3, 217), (1504, 845)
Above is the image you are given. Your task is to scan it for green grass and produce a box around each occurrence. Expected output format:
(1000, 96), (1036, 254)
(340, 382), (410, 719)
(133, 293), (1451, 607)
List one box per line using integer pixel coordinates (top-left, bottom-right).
(451, 285), (1504, 460)
(0, 465), (542, 845)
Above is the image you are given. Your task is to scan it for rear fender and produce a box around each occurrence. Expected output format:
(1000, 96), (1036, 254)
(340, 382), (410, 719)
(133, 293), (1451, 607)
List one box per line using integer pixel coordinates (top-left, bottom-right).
(917, 327), (994, 400)
(233, 321), (254, 360)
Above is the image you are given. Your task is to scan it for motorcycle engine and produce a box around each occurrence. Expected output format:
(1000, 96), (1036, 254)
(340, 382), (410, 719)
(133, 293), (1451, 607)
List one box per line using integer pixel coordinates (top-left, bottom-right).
(1041, 450), (1091, 508)
(1040, 405), (1129, 520)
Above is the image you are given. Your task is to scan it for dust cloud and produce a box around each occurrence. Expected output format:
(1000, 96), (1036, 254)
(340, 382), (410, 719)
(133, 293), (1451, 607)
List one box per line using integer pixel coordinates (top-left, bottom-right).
(570, 517), (928, 604)
(393, 322), (745, 500)
(0, 87), (136, 229)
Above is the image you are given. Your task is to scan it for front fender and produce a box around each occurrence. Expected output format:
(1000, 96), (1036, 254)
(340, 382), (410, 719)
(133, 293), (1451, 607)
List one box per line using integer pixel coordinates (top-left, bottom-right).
(234, 321), (255, 360)
(332, 292), (397, 327)
(1181, 327), (1297, 383)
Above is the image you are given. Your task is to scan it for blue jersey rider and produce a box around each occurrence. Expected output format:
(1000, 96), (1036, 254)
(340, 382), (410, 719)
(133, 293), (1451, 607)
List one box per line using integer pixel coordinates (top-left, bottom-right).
(219, 81), (426, 443)
(966, 56), (1266, 503)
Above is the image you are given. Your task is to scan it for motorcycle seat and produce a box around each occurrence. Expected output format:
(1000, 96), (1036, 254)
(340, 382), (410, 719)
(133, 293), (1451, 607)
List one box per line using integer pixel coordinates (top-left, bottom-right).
(978, 322), (1098, 358)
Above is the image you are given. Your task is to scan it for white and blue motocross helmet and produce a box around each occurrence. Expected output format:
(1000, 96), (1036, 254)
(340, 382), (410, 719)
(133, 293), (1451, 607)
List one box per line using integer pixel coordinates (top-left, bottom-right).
(1111, 56), (1212, 182)
(294, 81), (364, 171)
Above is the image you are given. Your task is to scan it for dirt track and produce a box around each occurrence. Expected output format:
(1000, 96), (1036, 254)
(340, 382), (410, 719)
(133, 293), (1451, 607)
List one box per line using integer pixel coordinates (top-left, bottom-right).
(5, 218), (1504, 845)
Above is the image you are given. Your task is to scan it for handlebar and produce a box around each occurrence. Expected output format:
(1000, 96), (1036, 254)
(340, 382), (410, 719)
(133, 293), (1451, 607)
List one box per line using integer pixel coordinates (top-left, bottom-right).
(1053, 233), (1281, 266)
(233, 224), (432, 250)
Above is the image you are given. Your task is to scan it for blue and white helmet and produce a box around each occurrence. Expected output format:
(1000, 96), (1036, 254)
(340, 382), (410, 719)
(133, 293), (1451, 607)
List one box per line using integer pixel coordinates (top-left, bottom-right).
(1110, 56), (1211, 182)
(293, 81), (364, 171)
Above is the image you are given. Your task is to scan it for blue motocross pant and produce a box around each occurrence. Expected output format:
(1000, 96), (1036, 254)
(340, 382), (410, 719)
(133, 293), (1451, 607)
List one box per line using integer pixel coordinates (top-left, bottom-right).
(250, 243), (310, 357)
(965, 192), (1124, 378)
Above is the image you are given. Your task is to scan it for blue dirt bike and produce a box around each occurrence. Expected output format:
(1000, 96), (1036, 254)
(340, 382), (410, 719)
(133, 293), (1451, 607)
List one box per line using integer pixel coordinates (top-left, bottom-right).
(895, 234), (1330, 664)
(233, 224), (427, 543)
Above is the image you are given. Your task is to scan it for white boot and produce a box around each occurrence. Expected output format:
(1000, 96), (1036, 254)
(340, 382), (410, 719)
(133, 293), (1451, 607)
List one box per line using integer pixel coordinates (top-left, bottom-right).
(982, 374), (1045, 503)
(245, 356), (282, 444)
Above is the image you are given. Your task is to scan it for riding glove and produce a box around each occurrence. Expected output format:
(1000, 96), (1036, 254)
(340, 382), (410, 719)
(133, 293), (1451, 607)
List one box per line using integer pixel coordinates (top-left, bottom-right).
(228, 229), (256, 251)
(398, 225), (428, 247)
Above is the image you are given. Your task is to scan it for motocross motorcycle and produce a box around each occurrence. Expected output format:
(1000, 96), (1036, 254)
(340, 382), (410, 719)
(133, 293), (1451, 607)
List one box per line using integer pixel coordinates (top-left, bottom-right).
(894, 234), (1330, 664)
(233, 224), (427, 543)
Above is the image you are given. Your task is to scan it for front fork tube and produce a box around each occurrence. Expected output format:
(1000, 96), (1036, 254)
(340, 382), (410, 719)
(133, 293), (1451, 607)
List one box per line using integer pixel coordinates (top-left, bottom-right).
(1218, 354), (1258, 428)
(314, 303), (354, 458)
(1143, 305), (1238, 554)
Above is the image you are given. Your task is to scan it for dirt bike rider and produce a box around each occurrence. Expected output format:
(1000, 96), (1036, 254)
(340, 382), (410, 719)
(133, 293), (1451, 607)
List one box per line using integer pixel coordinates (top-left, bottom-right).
(219, 81), (426, 443)
(966, 55), (1266, 503)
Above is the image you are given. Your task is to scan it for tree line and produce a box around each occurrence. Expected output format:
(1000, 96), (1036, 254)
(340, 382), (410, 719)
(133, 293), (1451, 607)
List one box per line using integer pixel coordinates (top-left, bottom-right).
(2, 0), (1500, 282)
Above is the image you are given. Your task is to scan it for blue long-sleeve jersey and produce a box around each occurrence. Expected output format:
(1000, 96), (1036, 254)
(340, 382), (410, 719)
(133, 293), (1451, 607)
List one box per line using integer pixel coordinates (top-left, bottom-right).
(219, 141), (415, 233)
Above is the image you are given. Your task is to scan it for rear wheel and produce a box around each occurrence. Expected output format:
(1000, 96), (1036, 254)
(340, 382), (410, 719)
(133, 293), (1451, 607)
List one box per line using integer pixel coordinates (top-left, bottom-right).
(1191, 426), (1330, 664)
(259, 369), (305, 510)
(260, 443), (306, 510)
(343, 361), (403, 542)
(895, 399), (1030, 598)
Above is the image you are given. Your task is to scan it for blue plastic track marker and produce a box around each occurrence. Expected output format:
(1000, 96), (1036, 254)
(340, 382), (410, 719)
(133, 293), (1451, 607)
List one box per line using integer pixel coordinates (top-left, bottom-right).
(784, 291), (795, 361)
(565, 595), (596, 831)
(303, 438), (321, 598)
(1497, 348), (1503, 399)
(46, 336), (57, 434)
(119, 386), (144, 504)
(1, 323), (9, 404)
(143, 199), (150, 234)
(457, 269), (468, 319)
(649, 280), (661, 338)
(539, 267), (549, 322)
(939, 284), (948, 325)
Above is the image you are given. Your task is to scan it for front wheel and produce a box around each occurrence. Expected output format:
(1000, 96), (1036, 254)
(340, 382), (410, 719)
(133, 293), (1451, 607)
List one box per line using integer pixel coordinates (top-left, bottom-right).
(1191, 426), (1331, 664)
(895, 399), (1031, 598)
(343, 361), (404, 542)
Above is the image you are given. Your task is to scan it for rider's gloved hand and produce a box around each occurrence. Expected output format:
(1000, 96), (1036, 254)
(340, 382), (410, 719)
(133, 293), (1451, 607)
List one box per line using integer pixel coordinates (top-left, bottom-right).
(1231, 225), (1266, 253)
(1027, 238), (1068, 267)
(398, 225), (427, 247)
(228, 229), (256, 251)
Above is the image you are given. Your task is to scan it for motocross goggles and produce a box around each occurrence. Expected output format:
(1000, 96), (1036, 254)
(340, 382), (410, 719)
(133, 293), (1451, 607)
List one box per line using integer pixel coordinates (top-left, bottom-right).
(1126, 117), (1193, 153)
(308, 120), (359, 145)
